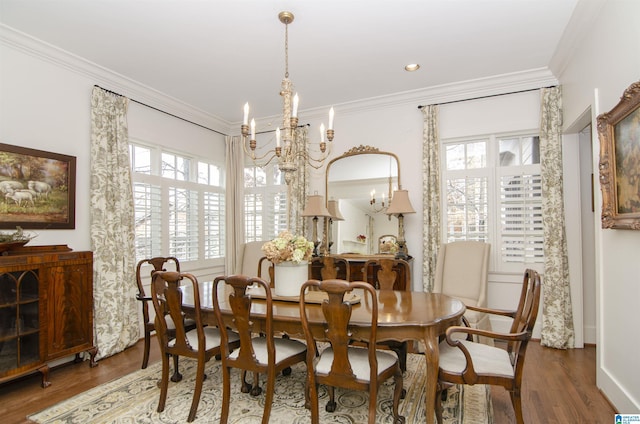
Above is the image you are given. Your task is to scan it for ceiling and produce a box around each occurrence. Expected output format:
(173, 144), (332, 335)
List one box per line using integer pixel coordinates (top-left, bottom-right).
(0, 0), (579, 124)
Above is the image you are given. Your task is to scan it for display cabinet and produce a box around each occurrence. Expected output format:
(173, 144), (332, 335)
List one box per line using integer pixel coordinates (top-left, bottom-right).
(0, 245), (96, 388)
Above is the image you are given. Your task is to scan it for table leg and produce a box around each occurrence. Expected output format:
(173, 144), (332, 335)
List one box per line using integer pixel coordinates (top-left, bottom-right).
(422, 327), (439, 424)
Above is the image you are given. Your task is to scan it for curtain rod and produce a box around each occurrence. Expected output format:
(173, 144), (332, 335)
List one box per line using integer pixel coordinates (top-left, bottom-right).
(93, 85), (228, 136)
(417, 85), (557, 109)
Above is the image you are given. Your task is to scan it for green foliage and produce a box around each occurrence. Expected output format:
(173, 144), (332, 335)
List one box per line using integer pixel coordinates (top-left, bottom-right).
(0, 226), (36, 243)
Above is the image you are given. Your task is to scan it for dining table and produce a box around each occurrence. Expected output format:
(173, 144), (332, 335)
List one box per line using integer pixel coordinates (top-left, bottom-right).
(183, 281), (466, 424)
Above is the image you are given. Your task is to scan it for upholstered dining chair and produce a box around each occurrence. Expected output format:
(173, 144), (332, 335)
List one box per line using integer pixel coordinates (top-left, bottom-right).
(300, 279), (405, 424)
(150, 271), (240, 423)
(433, 241), (492, 343)
(363, 257), (411, 372)
(135, 256), (196, 377)
(239, 240), (274, 286)
(212, 275), (307, 424)
(436, 269), (541, 424)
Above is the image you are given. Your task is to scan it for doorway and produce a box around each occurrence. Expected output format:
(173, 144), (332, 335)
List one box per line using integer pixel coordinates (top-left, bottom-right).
(578, 123), (597, 344)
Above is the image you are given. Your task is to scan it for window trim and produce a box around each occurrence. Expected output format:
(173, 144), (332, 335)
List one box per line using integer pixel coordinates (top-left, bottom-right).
(440, 131), (543, 274)
(130, 140), (225, 269)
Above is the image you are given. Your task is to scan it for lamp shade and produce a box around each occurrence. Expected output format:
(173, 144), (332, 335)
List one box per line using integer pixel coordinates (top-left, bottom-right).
(386, 189), (416, 215)
(301, 194), (331, 217)
(327, 199), (345, 221)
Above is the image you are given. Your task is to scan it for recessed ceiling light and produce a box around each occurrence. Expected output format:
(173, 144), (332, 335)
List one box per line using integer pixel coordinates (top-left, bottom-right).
(405, 63), (420, 72)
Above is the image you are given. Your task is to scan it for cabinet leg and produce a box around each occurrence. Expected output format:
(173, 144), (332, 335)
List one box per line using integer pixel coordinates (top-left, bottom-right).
(38, 364), (51, 388)
(87, 347), (99, 367)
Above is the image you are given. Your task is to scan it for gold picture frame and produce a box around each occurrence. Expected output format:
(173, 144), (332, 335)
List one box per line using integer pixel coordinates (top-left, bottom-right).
(0, 143), (76, 229)
(597, 80), (640, 229)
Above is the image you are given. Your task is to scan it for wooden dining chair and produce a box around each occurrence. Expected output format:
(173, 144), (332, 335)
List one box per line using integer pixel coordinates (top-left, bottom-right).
(363, 258), (411, 372)
(309, 255), (350, 281)
(212, 275), (307, 424)
(436, 269), (541, 424)
(135, 256), (196, 379)
(150, 271), (240, 422)
(300, 279), (405, 424)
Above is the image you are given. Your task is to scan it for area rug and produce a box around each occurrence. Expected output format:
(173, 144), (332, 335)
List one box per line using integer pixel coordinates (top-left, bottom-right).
(28, 353), (492, 423)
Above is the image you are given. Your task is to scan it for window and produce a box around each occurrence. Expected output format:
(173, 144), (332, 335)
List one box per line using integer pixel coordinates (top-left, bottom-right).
(442, 134), (542, 272)
(130, 143), (225, 265)
(244, 164), (287, 242)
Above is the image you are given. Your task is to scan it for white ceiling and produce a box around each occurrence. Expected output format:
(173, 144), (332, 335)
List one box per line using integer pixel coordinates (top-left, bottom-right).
(0, 0), (579, 124)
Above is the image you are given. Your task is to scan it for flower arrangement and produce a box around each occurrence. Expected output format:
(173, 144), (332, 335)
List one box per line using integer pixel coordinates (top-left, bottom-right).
(356, 234), (367, 242)
(261, 230), (314, 264)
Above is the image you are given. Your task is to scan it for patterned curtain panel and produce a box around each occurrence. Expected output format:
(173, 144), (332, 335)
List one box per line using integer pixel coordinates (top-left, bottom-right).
(90, 86), (139, 360)
(540, 86), (575, 349)
(288, 126), (309, 236)
(225, 135), (245, 274)
(422, 105), (441, 292)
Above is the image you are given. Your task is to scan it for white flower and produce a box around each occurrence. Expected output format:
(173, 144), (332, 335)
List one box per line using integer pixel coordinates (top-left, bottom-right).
(261, 230), (314, 264)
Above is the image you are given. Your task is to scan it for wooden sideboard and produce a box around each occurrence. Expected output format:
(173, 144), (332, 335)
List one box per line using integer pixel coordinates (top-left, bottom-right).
(309, 254), (413, 291)
(0, 245), (97, 388)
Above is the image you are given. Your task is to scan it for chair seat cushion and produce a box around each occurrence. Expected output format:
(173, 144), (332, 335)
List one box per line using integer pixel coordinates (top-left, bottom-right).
(438, 339), (514, 378)
(229, 336), (306, 365)
(316, 346), (398, 382)
(164, 316), (196, 331)
(169, 327), (239, 351)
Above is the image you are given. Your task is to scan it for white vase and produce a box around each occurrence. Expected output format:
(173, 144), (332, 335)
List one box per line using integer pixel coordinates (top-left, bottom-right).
(274, 261), (309, 297)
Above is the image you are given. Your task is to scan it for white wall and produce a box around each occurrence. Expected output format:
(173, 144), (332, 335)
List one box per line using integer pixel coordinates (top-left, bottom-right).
(0, 29), (227, 256)
(553, 0), (640, 413)
(0, 30), (229, 346)
(1, 40), (94, 250)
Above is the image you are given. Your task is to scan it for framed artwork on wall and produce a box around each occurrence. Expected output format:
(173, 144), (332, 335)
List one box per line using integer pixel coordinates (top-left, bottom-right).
(0, 143), (76, 229)
(597, 80), (640, 230)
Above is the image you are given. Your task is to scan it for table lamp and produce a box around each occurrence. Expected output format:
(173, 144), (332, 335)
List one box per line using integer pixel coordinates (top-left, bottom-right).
(326, 199), (345, 254)
(301, 194), (332, 256)
(385, 189), (415, 260)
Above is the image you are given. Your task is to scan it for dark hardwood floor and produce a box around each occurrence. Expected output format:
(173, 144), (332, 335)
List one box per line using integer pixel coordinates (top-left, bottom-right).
(0, 339), (616, 423)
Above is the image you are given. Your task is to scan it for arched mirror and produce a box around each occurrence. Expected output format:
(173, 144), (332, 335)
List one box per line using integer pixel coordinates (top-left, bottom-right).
(325, 145), (400, 255)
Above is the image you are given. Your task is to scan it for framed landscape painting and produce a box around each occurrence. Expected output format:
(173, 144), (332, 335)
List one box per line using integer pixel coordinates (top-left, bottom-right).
(0, 143), (76, 229)
(597, 80), (640, 230)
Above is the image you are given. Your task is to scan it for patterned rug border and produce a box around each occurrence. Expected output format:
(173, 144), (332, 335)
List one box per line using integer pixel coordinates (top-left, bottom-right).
(28, 353), (493, 423)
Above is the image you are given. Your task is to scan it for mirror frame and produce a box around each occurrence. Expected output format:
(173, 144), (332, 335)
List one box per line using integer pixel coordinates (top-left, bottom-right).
(323, 145), (401, 256)
(324, 144), (401, 206)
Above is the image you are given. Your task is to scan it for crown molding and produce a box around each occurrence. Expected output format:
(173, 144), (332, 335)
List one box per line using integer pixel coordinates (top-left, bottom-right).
(348, 68), (558, 111)
(284, 67), (559, 124)
(549, 0), (607, 79)
(1, 24), (232, 134)
(3, 23), (558, 134)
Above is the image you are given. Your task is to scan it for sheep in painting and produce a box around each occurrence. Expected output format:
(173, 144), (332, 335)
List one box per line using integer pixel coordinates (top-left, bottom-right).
(17, 189), (39, 200)
(0, 180), (24, 194)
(5, 190), (34, 207)
(28, 181), (52, 199)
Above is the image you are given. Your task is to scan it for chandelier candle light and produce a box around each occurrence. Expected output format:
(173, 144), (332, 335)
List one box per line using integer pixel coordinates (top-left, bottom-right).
(241, 11), (335, 186)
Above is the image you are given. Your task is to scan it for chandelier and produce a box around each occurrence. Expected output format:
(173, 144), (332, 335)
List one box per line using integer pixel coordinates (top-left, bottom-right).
(241, 11), (335, 185)
(370, 156), (395, 214)
(369, 188), (389, 213)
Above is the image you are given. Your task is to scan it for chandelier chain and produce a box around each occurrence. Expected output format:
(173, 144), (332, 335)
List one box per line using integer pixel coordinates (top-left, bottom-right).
(284, 22), (289, 79)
